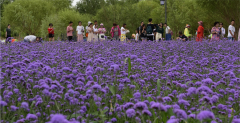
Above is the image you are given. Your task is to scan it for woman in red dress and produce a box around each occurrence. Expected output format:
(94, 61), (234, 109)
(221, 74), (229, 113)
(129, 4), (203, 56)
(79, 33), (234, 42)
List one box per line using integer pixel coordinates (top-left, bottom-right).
(196, 21), (204, 42)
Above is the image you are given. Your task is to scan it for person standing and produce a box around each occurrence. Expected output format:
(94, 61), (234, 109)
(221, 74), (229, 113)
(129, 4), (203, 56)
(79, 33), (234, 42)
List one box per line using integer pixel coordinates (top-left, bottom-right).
(146, 18), (155, 41)
(93, 24), (99, 42)
(93, 20), (98, 29)
(139, 21), (144, 40)
(228, 20), (235, 41)
(196, 21), (204, 42)
(184, 24), (192, 39)
(238, 26), (240, 41)
(67, 21), (74, 42)
(86, 21), (91, 41)
(93, 20), (98, 40)
(121, 24), (127, 42)
(156, 23), (164, 41)
(164, 23), (171, 41)
(48, 23), (54, 42)
(98, 23), (106, 41)
(87, 23), (94, 42)
(135, 29), (139, 42)
(5, 24), (11, 43)
(110, 23), (121, 41)
(141, 24), (147, 42)
(211, 22), (221, 41)
(219, 22), (225, 38)
(76, 21), (84, 42)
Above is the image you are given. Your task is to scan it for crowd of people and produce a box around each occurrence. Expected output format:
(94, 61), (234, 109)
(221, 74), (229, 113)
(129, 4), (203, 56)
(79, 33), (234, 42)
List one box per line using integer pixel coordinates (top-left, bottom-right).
(4, 19), (240, 43)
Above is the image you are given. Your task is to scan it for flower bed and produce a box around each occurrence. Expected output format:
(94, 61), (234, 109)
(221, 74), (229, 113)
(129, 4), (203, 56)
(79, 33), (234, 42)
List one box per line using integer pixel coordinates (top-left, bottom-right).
(1, 41), (240, 123)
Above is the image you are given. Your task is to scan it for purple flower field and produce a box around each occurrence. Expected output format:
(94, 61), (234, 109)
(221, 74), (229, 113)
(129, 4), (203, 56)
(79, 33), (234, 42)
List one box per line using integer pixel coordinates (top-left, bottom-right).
(1, 40), (240, 123)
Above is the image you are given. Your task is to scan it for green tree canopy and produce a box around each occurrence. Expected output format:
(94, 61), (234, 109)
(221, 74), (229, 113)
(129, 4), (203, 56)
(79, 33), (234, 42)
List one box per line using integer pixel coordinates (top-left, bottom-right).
(2, 0), (53, 36)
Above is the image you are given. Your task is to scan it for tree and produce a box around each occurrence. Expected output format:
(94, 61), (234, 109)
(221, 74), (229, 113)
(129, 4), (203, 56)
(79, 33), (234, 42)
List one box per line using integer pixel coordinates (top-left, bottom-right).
(2, 0), (53, 37)
(76, 0), (105, 15)
(0, 0), (15, 37)
(47, 0), (73, 11)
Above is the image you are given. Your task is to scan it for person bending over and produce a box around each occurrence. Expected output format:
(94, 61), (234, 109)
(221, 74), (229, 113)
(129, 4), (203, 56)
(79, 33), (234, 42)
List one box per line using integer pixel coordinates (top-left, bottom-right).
(24, 35), (41, 43)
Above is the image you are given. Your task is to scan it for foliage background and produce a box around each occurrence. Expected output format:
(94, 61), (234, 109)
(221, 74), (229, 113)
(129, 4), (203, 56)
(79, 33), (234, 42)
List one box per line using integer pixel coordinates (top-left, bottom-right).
(1, 0), (240, 40)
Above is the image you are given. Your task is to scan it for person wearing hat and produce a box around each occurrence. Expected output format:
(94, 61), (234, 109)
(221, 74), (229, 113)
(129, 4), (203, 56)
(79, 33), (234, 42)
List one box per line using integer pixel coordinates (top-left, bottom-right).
(196, 21), (204, 42)
(85, 21), (91, 40)
(184, 24), (192, 39)
(98, 23), (106, 41)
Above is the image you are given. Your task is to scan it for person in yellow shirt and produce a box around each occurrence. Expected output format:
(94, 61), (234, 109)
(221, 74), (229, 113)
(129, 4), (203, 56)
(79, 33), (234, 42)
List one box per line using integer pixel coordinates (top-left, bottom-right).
(184, 24), (192, 38)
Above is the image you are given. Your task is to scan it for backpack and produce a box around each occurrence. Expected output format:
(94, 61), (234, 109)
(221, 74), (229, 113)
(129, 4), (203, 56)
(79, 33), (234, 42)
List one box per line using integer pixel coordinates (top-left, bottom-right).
(146, 25), (153, 34)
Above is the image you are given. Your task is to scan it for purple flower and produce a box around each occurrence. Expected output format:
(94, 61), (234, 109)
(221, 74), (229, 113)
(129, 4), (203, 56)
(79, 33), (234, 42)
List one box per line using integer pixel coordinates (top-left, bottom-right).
(150, 102), (167, 112)
(123, 102), (135, 110)
(10, 105), (18, 111)
(134, 102), (147, 110)
(21, 102), (29, 109)
(174, 109), (187, 119)
(188, 114), (196, 119)
(197, 110), (215, 120)
(26, 114), (37, 120)
(91, 84), (101, 90)
(48, 114), (68, 123)
(126, 108), (136, 118)
(0, 101), (7, 106)
(232, 119), (240, 123)
(166, 119), (179, 123)
(133, 92), (141, 100)
(111, 118), (117, 122)
(178, 99), (190, 106)
(142, 109), (152, 116)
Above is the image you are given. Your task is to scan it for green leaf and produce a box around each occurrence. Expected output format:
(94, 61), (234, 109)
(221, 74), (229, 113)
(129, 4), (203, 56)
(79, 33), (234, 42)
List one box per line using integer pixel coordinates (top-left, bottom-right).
(147, 96), (153, 102)
(91, 111), (99, 116)
(127, 58), (131, 78)
(109, 86), (115, 95)
(67, 113), (81, 119)
(157, 79), (160, 95)
(101, 108), (109, 114)
(10, 116), (15, 123)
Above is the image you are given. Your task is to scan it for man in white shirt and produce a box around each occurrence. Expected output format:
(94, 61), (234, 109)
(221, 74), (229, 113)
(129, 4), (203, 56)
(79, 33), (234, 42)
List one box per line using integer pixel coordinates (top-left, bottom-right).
(228, 20), (235, 41)
(219, 23), (225, 38)
(164, 23), (171, 41)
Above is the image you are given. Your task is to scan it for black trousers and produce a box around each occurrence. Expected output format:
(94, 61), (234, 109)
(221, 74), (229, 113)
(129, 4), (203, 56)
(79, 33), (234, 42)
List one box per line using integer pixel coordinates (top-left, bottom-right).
(147, 35), (154, 41)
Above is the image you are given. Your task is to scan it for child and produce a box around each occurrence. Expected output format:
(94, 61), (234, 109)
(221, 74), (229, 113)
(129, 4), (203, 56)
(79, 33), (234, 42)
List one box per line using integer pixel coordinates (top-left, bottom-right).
(135, 29), (139, 42)
(48, 23), (54, 42)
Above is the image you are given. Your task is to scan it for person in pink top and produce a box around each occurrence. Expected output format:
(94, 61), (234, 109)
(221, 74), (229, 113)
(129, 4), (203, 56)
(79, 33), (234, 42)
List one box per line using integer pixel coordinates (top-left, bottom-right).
(98, 23), (106, 41)
(67, 21), (73, 41)
(110, 23), (121, 41)
(211, 22), (221, 41)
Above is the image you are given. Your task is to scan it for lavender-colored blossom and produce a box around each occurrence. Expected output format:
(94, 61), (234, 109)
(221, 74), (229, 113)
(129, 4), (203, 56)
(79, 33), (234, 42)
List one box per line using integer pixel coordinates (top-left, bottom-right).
(126, 108), (136, 118)
(174, 109), (187, 119)
(142, 110), (152, 116)
(197, 110), (215, 120)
